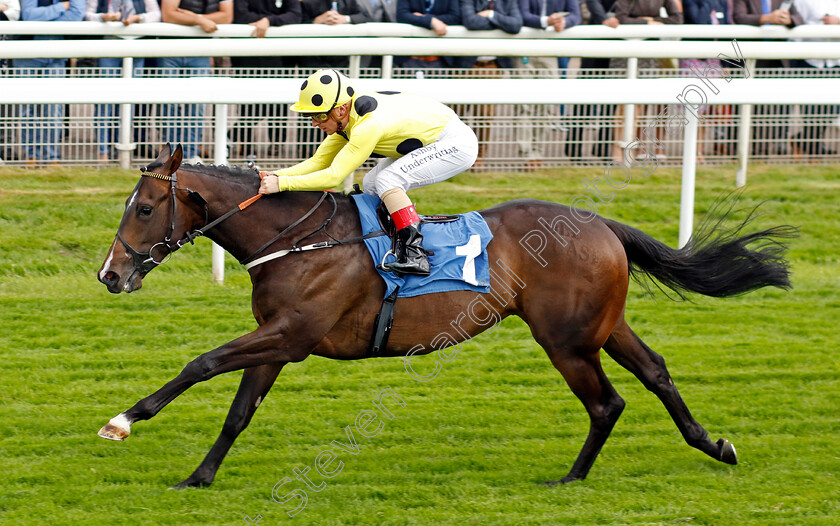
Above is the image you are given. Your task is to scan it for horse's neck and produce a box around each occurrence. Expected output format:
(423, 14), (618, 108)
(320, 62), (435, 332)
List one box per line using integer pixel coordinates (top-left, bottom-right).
(179, 168), (258, 260)
(195, 175), (338, 263)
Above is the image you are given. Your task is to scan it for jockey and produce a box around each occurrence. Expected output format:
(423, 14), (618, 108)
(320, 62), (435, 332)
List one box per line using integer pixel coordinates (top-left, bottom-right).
(258, 69), (479, 276)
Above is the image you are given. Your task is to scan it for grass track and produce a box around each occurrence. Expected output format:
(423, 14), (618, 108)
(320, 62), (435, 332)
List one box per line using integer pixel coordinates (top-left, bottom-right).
(0, 164), (837, 525)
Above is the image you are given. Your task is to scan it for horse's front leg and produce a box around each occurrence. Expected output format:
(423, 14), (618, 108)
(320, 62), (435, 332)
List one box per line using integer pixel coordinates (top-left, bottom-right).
(172, 362), (285, 489)
(98, 323), (309, 441)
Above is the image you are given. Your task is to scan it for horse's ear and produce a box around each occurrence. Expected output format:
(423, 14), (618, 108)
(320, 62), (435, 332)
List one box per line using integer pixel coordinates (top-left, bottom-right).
(152, 143), (172, 166)
(160, 144), (183, 175)
(171, 144), (183, 170)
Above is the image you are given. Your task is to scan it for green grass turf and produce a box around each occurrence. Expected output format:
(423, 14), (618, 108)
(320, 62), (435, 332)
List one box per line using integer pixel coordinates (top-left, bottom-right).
(0, 163), (837, 525)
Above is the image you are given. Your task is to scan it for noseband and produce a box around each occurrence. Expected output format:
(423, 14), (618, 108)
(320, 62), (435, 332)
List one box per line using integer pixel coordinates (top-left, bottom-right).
(117, 169), (209, 275)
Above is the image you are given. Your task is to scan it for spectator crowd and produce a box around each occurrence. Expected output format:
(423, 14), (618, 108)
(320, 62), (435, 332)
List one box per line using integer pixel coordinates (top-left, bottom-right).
(1, 0), (837, 167)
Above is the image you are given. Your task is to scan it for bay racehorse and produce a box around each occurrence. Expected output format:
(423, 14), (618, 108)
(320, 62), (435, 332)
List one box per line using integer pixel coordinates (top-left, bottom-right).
(97, 144), (795, 488)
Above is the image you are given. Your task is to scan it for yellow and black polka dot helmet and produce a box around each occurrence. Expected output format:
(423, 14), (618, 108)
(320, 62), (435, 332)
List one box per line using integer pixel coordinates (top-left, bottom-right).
(291, 69), (355, 114)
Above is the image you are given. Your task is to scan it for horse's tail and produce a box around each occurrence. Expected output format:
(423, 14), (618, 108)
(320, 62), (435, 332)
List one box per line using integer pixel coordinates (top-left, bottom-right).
(603, 197), (798, 299)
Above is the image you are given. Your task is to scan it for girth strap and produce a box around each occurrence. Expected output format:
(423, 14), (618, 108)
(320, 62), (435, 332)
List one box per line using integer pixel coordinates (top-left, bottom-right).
(367, 286), (400, 358)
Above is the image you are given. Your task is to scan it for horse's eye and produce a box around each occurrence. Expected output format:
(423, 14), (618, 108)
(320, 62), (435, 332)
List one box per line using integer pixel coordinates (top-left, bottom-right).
(138, 205), (153, 217)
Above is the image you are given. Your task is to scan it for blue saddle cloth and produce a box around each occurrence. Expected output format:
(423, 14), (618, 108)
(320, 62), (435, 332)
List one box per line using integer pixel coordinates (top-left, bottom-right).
(350, 193), (493, 299)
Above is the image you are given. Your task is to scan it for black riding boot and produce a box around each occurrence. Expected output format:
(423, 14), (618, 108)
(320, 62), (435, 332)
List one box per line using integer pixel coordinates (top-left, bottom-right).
(381, 223), (430, 276)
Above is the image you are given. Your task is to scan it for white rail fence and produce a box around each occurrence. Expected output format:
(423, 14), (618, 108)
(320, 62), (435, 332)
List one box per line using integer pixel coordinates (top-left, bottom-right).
(2, 24), (837, 172)
(4, 35), (840, 60)
(3, 20), (839, 38)
(7, 75), (839, 239)
(3, 24), (837, 279)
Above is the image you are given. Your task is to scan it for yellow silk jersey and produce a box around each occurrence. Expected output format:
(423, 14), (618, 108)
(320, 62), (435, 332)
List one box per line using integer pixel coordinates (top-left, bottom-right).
(272, 91), (458, 191)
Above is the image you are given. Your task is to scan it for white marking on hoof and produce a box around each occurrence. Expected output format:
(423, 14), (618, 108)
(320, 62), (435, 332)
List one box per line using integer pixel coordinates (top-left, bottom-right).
(98, 413), (131, 441)
(718, 438), (738, 464)
(255, 396), (262, 408)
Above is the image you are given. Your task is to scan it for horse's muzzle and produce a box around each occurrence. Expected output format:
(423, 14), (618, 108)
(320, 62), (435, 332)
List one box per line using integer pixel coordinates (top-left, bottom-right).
(98, 268), (142, 294)
(98, 268), (122, 294)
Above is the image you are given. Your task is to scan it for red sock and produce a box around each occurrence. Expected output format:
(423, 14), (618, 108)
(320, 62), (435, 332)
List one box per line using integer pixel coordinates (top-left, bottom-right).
(391, 204), (420, 231)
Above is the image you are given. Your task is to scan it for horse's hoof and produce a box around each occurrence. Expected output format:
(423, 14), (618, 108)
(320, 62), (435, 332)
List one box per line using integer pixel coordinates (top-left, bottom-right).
(717, 438), (738, 465)
(171, 477), (212, 490)
(98, 413), (131, 441)
(541, 474), (580, 486)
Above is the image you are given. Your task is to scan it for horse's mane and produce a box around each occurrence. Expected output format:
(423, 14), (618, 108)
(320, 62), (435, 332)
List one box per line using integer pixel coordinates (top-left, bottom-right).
(182, 162), (262, 185)
(143, 159), (355, 206)
(145, 159), (261, 186)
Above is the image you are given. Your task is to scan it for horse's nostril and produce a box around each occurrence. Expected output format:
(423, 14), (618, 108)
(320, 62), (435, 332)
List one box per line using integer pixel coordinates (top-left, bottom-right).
(101, 271), (119, 285)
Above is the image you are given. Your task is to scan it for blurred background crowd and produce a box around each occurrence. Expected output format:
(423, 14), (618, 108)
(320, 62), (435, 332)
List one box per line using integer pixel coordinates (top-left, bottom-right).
(1, 0), (838, 170)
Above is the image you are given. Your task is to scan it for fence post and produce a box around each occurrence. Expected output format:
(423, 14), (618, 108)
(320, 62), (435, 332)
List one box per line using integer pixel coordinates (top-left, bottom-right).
(736, 103), (752, 188)
(621, 43), (640, 150)
(736, 59), (757, 188)
(679, 111), (699, 248)
(381, 55), (393, 79)
(212, 103), (228, 284)
(117, 56), (135, 170)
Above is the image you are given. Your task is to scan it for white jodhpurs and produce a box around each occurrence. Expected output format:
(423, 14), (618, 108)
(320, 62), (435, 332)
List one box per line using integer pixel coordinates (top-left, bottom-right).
(362, 118), (478, 197)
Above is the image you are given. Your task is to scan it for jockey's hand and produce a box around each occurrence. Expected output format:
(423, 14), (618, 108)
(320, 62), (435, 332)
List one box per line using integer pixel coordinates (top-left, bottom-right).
(259, 174), (280, 194)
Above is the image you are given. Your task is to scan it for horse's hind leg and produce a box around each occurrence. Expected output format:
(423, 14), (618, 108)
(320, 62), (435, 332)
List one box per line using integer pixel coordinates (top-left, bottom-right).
(541, 345), (626, 485)
(602, 319), (737, 465)
(172, 362), (285, 489)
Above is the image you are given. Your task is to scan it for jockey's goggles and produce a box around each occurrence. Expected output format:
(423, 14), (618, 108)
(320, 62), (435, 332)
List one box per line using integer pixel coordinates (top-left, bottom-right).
(303, 112), (331, 122)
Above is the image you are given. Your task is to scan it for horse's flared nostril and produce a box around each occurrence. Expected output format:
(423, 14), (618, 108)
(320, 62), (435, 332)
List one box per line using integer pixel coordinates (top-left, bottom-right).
(99, 270), (120, 291)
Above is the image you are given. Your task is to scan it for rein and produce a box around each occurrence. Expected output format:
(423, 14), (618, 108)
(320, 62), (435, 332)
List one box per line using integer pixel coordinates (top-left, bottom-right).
(125, 169), (385, 273)
(239, 191), (386, 269)
(240, 191), (330, 265)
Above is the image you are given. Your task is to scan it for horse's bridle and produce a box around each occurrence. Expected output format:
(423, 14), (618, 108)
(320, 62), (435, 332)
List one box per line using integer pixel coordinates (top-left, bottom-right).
(118, 168), (334, 275)
(117, 169), (211, 275)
